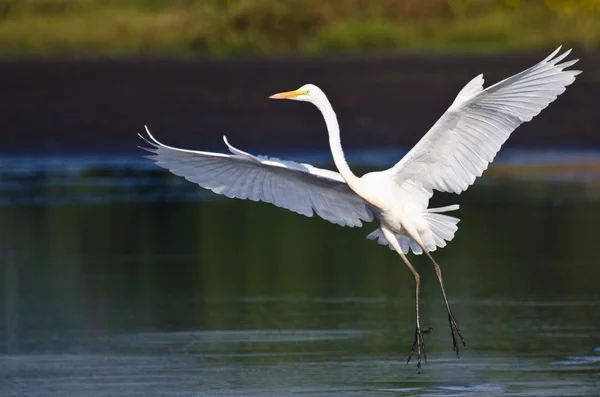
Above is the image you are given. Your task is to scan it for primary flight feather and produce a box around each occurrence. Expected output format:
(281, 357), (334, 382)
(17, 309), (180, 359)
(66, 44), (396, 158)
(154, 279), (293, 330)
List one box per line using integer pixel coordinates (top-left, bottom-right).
(139, 47), (580, 372)
(139, 130), (374, 227)
(391, 47), (579, 193)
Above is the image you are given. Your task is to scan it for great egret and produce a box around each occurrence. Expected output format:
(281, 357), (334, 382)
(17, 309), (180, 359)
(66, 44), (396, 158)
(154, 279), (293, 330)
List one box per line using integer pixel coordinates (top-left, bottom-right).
(139, 47), (579, 371)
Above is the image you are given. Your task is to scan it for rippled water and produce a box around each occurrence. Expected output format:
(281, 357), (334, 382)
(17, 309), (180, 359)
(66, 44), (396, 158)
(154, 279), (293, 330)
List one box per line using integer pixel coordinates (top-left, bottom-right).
(1, 151), (599, 396)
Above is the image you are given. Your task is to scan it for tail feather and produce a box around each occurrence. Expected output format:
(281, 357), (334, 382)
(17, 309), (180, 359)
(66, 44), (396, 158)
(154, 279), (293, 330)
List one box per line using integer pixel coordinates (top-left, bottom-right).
(366, 229), (394, 251)
(425, 214), (459, 241)
(425, 204), (459, 213)
(402, 236), (423, 254)
(422, 211), (460, 250)
(366, 205), (460, 255)
(367, 229), (426, 255)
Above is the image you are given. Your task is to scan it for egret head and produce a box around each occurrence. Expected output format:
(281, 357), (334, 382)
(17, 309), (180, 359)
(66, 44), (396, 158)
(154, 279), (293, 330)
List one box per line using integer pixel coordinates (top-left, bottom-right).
(269, 84), (323, 103)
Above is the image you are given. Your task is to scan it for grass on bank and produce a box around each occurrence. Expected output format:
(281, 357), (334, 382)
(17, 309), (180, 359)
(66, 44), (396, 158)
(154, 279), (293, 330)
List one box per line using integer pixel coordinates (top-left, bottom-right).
(0, 0), (599, 56)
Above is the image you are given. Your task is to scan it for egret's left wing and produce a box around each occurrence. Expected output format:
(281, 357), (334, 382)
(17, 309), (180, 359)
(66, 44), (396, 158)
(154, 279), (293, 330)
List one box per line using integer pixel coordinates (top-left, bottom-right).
(139, 127), (373, 227)
(391, 47), (580, 194)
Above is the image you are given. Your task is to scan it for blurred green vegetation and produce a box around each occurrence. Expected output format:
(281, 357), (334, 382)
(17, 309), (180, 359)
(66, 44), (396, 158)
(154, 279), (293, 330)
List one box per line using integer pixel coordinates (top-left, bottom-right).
(0, 0), (598, 56)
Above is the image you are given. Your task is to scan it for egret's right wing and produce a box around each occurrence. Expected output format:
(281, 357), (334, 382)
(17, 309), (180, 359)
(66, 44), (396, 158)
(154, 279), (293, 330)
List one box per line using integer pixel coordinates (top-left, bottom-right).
(139, 127), (374, 227)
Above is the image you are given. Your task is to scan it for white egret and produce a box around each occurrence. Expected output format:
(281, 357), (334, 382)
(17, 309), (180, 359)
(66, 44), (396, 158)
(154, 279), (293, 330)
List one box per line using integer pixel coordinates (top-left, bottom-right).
(139, 47), (579, 371)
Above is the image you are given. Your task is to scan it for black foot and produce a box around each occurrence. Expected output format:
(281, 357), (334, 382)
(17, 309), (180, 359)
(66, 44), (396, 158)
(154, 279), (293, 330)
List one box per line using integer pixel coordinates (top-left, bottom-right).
(448, 313), (466, 356)
(406, 326), (428, 373)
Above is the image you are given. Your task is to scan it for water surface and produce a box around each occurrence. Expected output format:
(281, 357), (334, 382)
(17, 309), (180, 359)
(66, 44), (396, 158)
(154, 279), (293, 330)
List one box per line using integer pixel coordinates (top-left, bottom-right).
(1, 151), (599, 396)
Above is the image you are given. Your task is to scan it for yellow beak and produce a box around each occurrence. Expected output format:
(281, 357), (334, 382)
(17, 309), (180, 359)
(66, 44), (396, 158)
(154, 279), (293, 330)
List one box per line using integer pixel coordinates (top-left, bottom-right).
(269, 89), (307, 99)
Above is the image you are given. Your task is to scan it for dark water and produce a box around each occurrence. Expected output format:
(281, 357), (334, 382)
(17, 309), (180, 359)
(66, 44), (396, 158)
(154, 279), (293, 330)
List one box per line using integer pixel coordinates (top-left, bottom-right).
(1, 152), (600, 396)
(2, 53), (598, 153)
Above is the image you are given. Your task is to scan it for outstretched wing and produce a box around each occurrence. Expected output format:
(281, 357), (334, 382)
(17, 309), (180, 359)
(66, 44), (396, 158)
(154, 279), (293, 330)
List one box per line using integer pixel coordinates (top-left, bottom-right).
(139, 127), (373, 227)
(392, 47), (580, 194)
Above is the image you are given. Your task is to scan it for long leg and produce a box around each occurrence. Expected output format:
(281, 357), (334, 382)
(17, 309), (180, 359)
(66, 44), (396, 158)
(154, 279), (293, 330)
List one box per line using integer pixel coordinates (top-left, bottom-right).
(422, 247), (466, 356)
(382, 228), (427, 372)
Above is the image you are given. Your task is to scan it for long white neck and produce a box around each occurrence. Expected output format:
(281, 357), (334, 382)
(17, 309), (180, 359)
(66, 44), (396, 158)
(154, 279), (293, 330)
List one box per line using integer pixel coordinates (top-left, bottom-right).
(315, 97), (360, 190)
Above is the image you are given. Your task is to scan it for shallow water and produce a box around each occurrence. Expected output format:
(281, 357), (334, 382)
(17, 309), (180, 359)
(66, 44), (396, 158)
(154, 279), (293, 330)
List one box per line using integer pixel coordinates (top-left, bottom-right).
(1, 152), (599, 396)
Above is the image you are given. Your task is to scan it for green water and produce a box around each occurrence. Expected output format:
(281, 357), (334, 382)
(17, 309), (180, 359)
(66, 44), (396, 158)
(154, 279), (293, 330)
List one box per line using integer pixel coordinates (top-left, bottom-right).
(0, 166), (599, 396)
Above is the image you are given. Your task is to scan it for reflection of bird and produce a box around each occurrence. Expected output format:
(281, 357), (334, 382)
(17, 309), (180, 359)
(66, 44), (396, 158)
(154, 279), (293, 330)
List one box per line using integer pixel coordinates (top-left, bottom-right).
(140, 47), (579, 371)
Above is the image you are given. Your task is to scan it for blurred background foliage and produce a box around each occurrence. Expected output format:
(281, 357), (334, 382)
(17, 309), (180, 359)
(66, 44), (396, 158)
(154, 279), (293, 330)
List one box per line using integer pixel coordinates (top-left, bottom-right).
(0, 0), (598, 56)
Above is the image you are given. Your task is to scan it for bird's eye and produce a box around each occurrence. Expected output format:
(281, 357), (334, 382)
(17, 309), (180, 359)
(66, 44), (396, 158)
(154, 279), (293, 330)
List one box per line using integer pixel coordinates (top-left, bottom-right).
(305, 90), (310, 95)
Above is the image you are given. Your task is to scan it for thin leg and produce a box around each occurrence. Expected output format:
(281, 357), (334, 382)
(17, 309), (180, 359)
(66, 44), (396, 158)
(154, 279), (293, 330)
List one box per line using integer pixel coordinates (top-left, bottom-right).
(423, 248), (466, 356)
(400, 250), (427, 372)
(382, 228), (427, 372)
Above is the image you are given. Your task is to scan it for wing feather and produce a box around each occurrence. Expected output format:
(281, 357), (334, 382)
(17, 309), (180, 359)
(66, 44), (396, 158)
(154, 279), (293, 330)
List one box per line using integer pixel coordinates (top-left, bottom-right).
(139, 127), (373, 227)
(392, 47), (580, 194)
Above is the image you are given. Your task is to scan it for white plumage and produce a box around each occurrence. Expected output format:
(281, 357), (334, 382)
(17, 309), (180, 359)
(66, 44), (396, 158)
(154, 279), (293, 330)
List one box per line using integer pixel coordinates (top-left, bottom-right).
(141, 47), (578, 256)
(139, 129), (373, 227)
(391, 47), (580, 194)
(140, 47), (580, 370)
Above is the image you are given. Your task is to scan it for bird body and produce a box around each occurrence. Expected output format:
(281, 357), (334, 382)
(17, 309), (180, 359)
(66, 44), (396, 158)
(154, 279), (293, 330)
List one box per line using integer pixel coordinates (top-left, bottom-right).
(140, 47), (580, 371)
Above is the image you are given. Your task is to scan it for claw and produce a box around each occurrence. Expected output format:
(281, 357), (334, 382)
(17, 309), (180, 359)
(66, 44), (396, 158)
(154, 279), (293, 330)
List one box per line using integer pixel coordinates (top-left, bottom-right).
(448, 313), (466, 357)
(406, 326), (427, 373)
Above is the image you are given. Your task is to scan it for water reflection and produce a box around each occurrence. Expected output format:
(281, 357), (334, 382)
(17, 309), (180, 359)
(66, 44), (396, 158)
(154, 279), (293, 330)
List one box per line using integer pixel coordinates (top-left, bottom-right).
(0, 151), (599, 396)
